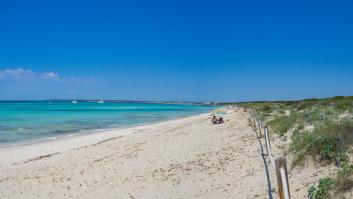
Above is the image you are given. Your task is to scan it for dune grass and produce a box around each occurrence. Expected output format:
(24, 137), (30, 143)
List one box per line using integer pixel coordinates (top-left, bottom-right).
(291, 120), (353, 167)
(233, 96), (353, 198)
(269, 115), (296, 136)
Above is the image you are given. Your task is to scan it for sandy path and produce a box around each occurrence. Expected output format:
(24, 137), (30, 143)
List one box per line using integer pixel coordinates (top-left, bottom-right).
(0, 109), (270, 199)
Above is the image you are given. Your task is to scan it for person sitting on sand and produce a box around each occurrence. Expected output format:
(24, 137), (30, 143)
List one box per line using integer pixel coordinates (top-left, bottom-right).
(211, 116), (218, 124)
(218, 117), (224, 124)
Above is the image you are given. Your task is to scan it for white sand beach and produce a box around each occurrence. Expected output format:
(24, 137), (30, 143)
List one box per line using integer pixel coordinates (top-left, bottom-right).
(0, 108), (276, 199)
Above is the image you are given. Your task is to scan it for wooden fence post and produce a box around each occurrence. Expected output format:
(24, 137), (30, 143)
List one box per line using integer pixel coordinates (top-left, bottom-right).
(258, 120), (263, 138)
(264, 126), (269, 156)
(253, 118), (257, 131)
(275, 157), (291, 199)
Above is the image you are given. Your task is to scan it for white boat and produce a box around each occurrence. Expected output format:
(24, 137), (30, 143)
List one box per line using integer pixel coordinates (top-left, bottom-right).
(71, 100), (78, 104)
(97, 100), (104, 104)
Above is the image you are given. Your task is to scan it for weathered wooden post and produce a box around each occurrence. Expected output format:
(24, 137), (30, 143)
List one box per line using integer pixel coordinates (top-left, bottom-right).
(263, 125), (269, 156)
(258, 120), (263, 138)
(253, 117), (257, 132)
(275, 157), (291, 199)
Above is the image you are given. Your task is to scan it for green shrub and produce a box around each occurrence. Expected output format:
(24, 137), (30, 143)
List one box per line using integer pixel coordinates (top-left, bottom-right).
(333, 164), (353, 194)
(269, 116), (296, 136)
(317, 120), (353, 147)
(290, 132), (346, 166)
(301, 110), (328, 125)
(297, 123), (305, 130)
(285, 101), (296, 106)
(337, 100), (353, 111)
(291, 120), (353, 166)
(291, 130), (315, 165)
(339, 164), (353, 176)
(291, 129), (314, 153)
(308, 177), (335, 199)
(261, 103), (272, 112)
(297, 99), (319, 111)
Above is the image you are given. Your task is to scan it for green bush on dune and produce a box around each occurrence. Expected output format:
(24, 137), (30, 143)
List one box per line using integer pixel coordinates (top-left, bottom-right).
(269, 115), (298, 136)
(309, 164), (353, 198)
(261, 103), (273, 112)
(308, 177), (335, 199)
(302, 109), (326, 125)
(291, 120), (353, 167)
(297, 99), (320, 111)
(337, 100), (353, 113)
(269, 117), (292, 136)
(333, 164), (353, 194)
(318, 120), (353, 146)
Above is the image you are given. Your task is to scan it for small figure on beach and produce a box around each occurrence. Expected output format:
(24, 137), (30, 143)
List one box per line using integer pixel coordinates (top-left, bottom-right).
(211, 116), (218, 124)
(218, 117), (224, 124)
(211, 116), (224, 124)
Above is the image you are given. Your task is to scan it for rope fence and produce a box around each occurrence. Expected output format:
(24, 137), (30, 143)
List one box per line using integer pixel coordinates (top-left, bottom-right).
(249, 109), (291, 199)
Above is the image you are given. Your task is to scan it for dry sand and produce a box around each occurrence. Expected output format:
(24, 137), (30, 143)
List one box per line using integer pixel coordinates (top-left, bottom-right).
(0, 109), (272, 199)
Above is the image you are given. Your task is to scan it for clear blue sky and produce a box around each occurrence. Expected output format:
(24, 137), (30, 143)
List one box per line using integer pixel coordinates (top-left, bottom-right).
(0, 0), (352, 102)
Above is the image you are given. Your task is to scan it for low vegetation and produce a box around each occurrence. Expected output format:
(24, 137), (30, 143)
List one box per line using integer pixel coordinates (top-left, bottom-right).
(308, 177), (335, 199)
(269, 115), (296, 136)
(234, 96), (353, 198)
(291, 120), (353, 167)
(333, 165), (353, 195)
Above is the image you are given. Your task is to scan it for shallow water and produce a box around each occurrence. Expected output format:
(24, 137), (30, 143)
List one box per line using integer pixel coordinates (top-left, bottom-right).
(0, 101), (215, 144)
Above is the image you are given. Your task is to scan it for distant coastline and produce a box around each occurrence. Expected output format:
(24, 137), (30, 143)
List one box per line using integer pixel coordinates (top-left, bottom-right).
(0, 99), (219, 106)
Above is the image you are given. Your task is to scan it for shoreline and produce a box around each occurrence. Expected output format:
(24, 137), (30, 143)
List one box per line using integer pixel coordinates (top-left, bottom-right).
(0, 113), (209, 167)
(0, 101), (217, 148)
(0, 111), (208, 148)
(0, 108), (272, 199)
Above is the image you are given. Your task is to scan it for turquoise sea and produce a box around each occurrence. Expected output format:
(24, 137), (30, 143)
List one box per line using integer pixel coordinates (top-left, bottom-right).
(0, 101), (216, 145)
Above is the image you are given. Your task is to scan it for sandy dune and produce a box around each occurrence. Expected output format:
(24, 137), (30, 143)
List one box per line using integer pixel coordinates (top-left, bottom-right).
(0, 109), (271, 199)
